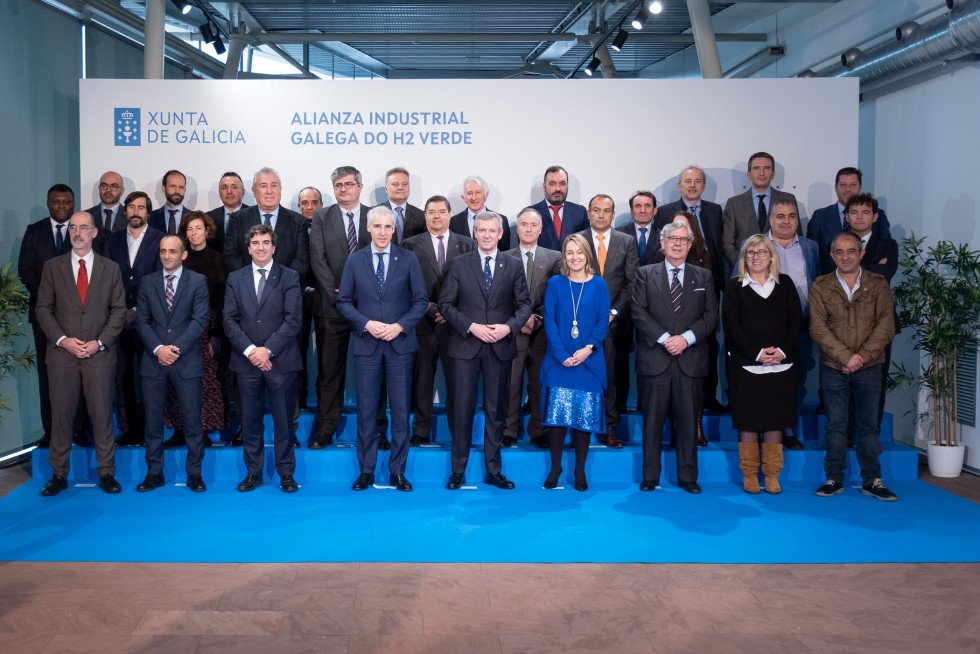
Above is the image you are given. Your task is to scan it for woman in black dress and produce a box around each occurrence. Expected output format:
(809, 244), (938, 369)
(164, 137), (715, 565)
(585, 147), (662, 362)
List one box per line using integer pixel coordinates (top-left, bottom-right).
(722, 234), (803, 494)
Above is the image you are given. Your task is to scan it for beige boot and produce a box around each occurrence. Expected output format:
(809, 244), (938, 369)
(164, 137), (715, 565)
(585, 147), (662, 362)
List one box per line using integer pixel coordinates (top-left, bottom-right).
(738, 442), (761, 494)
(761, 443), (783, 494)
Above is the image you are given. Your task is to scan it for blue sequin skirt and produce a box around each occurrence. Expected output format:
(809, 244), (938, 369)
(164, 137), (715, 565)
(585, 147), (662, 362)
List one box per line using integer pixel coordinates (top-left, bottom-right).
(542, 386), (605, 433)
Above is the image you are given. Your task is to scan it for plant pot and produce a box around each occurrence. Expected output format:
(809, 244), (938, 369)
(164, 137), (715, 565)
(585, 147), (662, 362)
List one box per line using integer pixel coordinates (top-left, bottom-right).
(927, 443), (966, 478)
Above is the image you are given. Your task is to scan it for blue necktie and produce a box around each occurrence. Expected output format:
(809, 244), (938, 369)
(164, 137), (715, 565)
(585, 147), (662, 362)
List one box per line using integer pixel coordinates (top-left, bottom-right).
(55, 223), (64, 252)
(395, 206), (405, 242)
(757, 194), (767, 232)
(638, 227), (647, 260)
(484, 256), (493, 293)
(257, 268), (267, 303)
(376, 252), (386, 288)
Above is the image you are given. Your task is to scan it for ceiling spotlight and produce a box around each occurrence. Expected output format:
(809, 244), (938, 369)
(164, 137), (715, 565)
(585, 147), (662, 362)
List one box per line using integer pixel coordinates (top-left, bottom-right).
(172, 0), (193, 15)
(649, 1), (664, 14)
(841, 47), (863, 69)
(632, 6), (652, 30)
(584, 57), (601, 76)
(200, 20), (226, 55)
(610, 29), (629, 52)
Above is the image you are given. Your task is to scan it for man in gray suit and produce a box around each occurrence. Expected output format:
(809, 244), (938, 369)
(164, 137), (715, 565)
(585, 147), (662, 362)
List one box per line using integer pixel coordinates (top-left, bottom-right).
(503, 208), (561, 448)
(722, 152), (801, 267)
(36, 212), (126, 496)
(631, 222), (718, 494)
(575, 194), (639, 448)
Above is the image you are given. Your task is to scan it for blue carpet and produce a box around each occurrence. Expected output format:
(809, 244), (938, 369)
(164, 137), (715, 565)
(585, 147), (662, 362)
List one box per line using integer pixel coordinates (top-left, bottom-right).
(2, 478), (979, 564)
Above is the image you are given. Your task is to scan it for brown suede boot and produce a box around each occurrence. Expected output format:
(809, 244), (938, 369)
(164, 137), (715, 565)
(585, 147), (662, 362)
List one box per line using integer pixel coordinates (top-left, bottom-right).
(738, 442), (761, 494)
(761, 443), (783, 494)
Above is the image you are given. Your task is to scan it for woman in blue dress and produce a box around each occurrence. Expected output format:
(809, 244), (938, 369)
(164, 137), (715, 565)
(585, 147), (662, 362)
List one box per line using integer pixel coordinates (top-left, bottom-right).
(540, 234), (611, 491)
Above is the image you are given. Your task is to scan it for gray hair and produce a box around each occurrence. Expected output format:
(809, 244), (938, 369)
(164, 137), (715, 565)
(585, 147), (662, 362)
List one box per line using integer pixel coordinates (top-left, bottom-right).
(367, 204), (395, 227)
(677, 164), (706, 183)
(385, 166), (410, 181)
(475, 210), (503, 231)
(660, 220), (693, 243)
(298, 186), (322, 202)
(461, 175), (488, 195)
(516, 207), (542, 225)
(331, 166), (362, 184)
(252, 166), (281, 188)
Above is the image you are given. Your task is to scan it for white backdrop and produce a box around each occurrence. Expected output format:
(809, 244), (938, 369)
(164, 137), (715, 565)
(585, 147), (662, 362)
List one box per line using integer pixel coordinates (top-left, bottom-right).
(79, 78), (858, 223)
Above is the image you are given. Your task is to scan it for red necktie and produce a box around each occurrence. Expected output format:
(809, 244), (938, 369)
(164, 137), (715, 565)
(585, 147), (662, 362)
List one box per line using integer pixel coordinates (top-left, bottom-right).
(77, 259), (89, 305)
(550, 205), (562, 240)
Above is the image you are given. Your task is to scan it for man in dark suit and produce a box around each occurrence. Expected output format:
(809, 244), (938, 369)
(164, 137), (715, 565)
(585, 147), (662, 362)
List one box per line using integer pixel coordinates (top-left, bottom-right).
(402, 196), (475, 446)
(206, 171), (248, 255)
(135, 235), (210, 493)
(576, 194), (639, 448)
(439, 211), (531, 489)
(337, 206), (429, 491)
(223, 224), (303, 493)
(807, 167), (893, 275)
(86, 171), (127, 255)
(378, 167), (426, 244)
(656, 166), (725, 292)
(18, 184), (76, 447)
(722, 152), (801, 268)
(503, 207), (561, 448)
(35, 212), (126, 496)
(631, 221), (718, 494)
(148, 170), (190, 235)
(108, 191), (165, 446)
(527, 165), (589, 251)
(450, 175), (511, 251)
(295, 186), (323, 412)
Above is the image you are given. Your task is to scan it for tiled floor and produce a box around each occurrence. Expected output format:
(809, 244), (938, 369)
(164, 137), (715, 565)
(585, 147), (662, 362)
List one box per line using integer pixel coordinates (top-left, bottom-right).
(2, 456), (979, 654)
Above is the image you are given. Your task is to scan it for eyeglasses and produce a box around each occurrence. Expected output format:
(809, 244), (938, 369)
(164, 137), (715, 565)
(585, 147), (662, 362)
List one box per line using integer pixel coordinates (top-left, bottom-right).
(68, 225), (95, 232)
(745, 249), (771, 259)
(98, 183), (122, 191)
(334, 181), (359, 189)
(664, 236), (690, 245)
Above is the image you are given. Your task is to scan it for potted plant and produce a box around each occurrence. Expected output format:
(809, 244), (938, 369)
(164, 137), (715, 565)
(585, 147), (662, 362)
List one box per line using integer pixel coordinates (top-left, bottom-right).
(0, 263), (35, 427)
(891, 234), (980, 478)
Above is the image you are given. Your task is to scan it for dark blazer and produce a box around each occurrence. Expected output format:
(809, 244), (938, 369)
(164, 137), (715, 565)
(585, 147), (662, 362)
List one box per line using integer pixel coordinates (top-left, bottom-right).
(402, 230), (475, 310)
(309, 203), (371, 319)
(631, 262), (718, 378)
(722, 188), (800, 267)
(379, 201), (427, 244)
(861, 232), (899, 282)
(17, 217), (73, 323)
(149, 206), (189, 235)
(528, 199), (588, 251)
(617, 222), (658, 267)
(34, 253), (127, 368)
(437, 250), (532, 360)
(336, 245), (429, 356)
(575, 228), (639, 319)
(223, 205), (310, 280)
(654, 199), (725, 291)
(450, 209), (512, 251)
(86, 204), (127, 233)
(807, 204), (893, 275)
(135, 268), (210, 379)
(504, 245), (562, 317)
(107, 226), (165, 309)
(222, 261), (303, 374)
(205, 204), (249, 255)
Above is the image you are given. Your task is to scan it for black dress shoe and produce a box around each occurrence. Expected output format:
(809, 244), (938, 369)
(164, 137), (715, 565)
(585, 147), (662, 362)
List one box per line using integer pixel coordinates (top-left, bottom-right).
(409, 434), (431, 446)
(782, 435), (804, 450)
(137, 474), (165, 492)
(639, 480), (657, 492)
(680, 481), (702, 494)
(484, 472), (515, 489)
(530, 435), (548, 449)
(203, 434), (213, 448)
(35, 434), (51, 448)
(308, 431), (333, 449)
(280, 475), (299, 493)
(73, 430), (92, 447)
(41, 475), (68, 496)
(378, 433), (391, 451)
(237, 474), (263, 492)
(162, 430), (185, 449)
(293, 434), (301, 448)
(186, 474), (206, 492)
(446, 473), (465, 490)
(352, 473), (374, 491)
(116, 431), (139, 446)
(704, 398), (730, 413)
(543, 467), (562, 489)
(574, 472), (588, 492)
(227, 428), (244, 447)
(501, 435), (516, 448)
(99, 475), (122, 494)
(389, 473), (413, 492)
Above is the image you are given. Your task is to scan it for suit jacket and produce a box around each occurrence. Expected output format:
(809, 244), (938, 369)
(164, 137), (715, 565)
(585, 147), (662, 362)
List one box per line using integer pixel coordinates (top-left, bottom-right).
(528, 199), (588, 251)
(575, 228), (639, 319)
(379, 201), (427, 244)
(722, 188), (800, 267)
(402, 230), (475, 313)
(654, 199), (726, 291)
(135, 268), (210, 379)
(17, 217), (73, 323)
(860, 231), (899, 282)
(205, 203), (249, 255)
(222, 261), (303, 374)
(149, 205), (190, 235)
(437, 250), (532, 360)
(107, 226), (165, 309)
(86, 204), (126, 255)
(631, 262), (717, 378)
(336, 245), (429, 356)
(309, 203), (372, 319)
(34, 252), (126, 368)
(224, 205), (310, 281)
(807, 204), (893, 275)
(450, 209), (512, 251)
(505, 245), (562, 318)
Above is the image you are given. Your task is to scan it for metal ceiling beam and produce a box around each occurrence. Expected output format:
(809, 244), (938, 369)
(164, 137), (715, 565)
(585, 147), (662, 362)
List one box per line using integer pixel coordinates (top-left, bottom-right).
(246, 31), (766, 44)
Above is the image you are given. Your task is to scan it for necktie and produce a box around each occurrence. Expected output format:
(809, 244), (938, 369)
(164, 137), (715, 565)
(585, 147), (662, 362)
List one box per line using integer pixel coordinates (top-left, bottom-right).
(597, 233), (607, 276)
(550, 205), (562, 240)
(756, 195), (767, 233)
(395, 206), (405, 243)
(670, 267), (682, 312)
(263, 213), (272, 226)
(257, 268), (267, 303)
(77, 259), (89, 305)
(55, 223), (64, 252)
(105, 208), (113, 232)
(225, 214), (231, 235)
(376, 252), (386, 288)
(165, 274), (175, 312)
(525, 250), (534, 291)
(484, 256), (493, 293)
(841, 210), (851, 232)
(346, 211), (357, 254)
(436, 234), (446, 271)
(168, 209), (177, 235)
(638, 227), (647, 261)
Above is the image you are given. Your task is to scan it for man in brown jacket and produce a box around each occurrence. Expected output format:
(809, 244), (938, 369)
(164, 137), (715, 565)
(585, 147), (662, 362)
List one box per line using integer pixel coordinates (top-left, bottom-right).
(809, 232), (896, 501)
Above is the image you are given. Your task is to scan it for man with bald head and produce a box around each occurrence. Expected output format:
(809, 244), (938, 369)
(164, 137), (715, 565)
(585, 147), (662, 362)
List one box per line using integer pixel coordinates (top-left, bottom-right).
(86, 171), (127, 239)
(206, 171), (249, 254)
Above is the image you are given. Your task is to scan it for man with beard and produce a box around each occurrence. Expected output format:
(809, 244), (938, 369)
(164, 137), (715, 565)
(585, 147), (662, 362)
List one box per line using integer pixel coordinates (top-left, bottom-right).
(527, 165), (588, 251)
(149, 170), (191, 236)
(206, 171), (248, 254)
(86, 171), (127, 255)
(108, 191), (165, 446)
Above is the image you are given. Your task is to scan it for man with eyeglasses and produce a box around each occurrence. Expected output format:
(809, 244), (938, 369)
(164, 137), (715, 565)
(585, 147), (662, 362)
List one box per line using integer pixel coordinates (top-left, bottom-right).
(86, 172), (127, 251)
(308, 166), (372, 449)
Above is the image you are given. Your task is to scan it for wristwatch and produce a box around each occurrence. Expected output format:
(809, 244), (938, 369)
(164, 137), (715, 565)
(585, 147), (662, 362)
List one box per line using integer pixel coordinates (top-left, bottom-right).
(610, 309), (619, 317)
(587, 344), (597, 353)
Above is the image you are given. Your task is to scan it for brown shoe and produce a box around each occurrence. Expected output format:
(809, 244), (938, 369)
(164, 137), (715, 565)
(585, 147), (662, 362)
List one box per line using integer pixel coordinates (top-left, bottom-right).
(605, 433), (624, 449)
